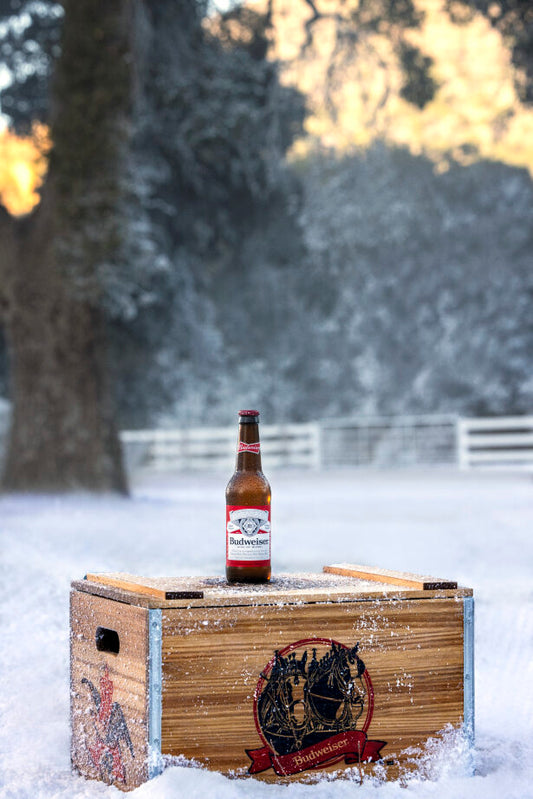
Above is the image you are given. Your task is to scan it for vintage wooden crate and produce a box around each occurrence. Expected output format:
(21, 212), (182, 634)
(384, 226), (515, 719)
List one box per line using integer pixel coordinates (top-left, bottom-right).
(70, 564), (474, 790)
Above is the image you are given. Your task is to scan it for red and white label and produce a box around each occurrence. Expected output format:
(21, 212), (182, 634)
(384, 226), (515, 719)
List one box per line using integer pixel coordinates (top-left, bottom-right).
(226, 505), (270, 567)
(238, 441), (261, 454)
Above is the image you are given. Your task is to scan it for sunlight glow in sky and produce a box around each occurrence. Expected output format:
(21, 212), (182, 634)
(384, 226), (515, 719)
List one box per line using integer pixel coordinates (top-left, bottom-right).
(1, 0), (532, 217)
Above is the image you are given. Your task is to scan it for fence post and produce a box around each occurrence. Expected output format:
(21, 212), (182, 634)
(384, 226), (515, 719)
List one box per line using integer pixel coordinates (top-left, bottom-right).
(457, 419), (468, 470)
(311, 423), (322, 469)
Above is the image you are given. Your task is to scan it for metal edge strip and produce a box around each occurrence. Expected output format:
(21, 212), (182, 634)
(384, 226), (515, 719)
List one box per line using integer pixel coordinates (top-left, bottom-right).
(463, 595), (475, 771)
(148, 608), (163, 779)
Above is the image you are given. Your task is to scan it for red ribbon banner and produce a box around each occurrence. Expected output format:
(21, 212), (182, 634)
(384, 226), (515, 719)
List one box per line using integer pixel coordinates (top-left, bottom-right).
(246, 731), (386, 776)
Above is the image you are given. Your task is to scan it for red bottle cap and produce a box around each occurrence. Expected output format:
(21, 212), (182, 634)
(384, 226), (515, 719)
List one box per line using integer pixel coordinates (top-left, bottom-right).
(239, 410), (260, 416)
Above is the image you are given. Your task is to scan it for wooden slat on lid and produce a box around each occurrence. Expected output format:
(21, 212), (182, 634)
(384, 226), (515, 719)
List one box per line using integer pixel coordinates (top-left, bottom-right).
(323, 563), (458, 590)
(85, 572), (205, 600)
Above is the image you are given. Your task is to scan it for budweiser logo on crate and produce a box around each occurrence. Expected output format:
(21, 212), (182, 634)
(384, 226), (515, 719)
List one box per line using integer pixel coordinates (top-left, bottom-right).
(247, 638), (386, 776)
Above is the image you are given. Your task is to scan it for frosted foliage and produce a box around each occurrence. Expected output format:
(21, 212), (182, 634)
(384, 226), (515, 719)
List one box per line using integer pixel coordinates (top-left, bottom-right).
(119, 144), (533, 428)
(1, 468), (532, 798)
(293, 148), (533, 420)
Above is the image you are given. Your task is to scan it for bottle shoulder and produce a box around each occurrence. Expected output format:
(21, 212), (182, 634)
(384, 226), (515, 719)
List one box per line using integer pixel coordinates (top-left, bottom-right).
(226, 470), (271, 504)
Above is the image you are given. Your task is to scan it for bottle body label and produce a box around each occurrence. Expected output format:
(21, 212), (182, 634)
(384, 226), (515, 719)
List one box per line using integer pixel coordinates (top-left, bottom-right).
(226, 505), (271, 567)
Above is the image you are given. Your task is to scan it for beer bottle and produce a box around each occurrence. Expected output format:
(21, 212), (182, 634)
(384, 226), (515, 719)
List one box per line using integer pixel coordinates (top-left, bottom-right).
(226, 410), (271, 583)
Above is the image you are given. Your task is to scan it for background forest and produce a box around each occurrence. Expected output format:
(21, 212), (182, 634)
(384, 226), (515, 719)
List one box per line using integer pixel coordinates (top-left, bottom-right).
(0, 0), (532, 489)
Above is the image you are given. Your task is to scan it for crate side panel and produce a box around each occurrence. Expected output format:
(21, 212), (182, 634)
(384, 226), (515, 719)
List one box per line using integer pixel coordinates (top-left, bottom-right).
(70, 590), (150, 790)
(160, 597), (464, 780)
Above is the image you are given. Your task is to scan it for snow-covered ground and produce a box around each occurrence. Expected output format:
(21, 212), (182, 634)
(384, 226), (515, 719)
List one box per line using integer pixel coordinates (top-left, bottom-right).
(1, 467), (532, 799)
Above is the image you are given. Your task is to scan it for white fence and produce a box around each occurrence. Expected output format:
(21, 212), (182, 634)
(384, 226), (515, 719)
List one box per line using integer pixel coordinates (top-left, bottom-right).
(121, 414), (459, 472)
(457, 416), (533, 472)
(1, 408), (531, 472)
(319, 414), (457, 467)
(121, 423), (321, 472)
(122, 414), (533, 472)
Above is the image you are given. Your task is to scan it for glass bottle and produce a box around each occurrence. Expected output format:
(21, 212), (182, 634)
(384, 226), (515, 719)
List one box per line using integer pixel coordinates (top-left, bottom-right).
(225, 410), (271, 583)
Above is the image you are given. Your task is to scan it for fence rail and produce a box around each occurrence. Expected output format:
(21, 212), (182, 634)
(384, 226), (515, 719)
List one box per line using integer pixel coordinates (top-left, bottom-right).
(457, 416), (533, 472)
(319, 414), (457, 467)
(121, 423), (321, 471)
(121, 414), (459, 471)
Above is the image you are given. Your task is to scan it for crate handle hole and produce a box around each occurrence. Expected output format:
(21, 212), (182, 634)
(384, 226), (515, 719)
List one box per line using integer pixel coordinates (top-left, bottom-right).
(95, 626), (120, 655)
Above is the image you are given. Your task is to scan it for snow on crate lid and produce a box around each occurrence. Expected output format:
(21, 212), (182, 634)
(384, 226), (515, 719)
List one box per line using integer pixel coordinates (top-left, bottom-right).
(239, 410), (259, 416)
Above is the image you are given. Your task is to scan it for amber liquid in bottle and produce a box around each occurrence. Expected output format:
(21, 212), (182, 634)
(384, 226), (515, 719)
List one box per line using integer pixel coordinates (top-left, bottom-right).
(226, 411), (271, 583)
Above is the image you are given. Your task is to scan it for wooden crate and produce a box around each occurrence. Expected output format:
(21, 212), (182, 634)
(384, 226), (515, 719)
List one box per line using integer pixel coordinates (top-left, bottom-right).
(70, 565), (474, 790)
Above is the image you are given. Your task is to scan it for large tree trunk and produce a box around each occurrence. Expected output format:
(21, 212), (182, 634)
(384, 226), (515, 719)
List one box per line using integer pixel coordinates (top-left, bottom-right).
(2, 196), (127, 492)
(1, 0), (134, 493)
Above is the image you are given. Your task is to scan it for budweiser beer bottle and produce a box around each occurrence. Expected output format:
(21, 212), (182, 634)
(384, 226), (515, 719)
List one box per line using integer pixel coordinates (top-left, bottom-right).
(226, 410), (271, 583)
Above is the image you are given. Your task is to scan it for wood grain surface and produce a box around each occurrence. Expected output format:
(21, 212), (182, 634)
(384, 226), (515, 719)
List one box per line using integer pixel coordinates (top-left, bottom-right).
(85, 572), (205, 600)
(159, 596), (465, 780)
(323, 564), (458, 590)
(70, 590), (150, 790)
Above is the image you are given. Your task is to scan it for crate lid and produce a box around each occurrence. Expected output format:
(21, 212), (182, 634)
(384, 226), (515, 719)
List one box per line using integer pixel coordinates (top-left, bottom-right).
(72, 565), (470, 609)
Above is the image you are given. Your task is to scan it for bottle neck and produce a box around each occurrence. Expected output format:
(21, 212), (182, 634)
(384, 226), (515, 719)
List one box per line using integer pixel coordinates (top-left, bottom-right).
(236, 422), (263, 471)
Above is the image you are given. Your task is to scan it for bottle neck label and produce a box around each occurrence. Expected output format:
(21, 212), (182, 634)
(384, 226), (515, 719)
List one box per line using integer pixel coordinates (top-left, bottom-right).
(238, 441), (261, 454)
(226, 505), (271, 568)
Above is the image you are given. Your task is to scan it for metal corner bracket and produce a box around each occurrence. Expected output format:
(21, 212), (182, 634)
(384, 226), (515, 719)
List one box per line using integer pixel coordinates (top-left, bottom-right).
(148, 608), (163, 779)
(463, 595), (475, 770)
